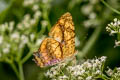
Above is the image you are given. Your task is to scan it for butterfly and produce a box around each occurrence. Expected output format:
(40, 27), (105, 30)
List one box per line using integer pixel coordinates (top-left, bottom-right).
(33, 12), (76, 67)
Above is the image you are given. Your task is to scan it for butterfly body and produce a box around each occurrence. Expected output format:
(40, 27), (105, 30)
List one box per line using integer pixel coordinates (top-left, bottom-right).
(33, 12), (76, 67)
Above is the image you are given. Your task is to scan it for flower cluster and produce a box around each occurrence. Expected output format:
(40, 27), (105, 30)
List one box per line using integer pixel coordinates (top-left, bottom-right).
(0, 0), (56, 79)
(23, 0), (39, 7)
(106, 67), (120, 79)
(0, 1), (43, 62)
(0, 0), (53, 79)
(68, 0), (102, 28)
(106, 18), (120, 35)
(67, 56), (106, 80)
(81, 0), (100, 28)
(106, 18), (120, 47)
(0, 0), (53, 68)
(45, 56), (107, 80)
(45, 62), (68, 80)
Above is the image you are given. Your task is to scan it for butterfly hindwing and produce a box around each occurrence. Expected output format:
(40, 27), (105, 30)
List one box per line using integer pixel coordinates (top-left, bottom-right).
(34, 38), (62, 67)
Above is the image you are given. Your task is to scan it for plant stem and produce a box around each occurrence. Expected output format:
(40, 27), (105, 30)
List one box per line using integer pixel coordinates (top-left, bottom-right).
(21, 44), (37, 64)
(42, 10), (51, 31)
(5, 58), (20, 79)
(18, 63), (24, 80)
(101, 0), (120, 15)
(9, 62), (20, 79)
(79, 26), (103, 58)
(37, 25), (46, 38)
(21, 51), (32, 64)
(99, 74), (110, 80)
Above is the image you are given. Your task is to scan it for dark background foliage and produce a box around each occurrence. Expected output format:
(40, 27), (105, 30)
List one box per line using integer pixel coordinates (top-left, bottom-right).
(0, 0), (120, 80)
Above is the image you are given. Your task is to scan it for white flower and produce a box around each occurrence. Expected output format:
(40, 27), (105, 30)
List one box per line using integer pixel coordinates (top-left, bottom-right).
(51, 79), (57, 80)
(11, 32), (20, 43)
(24, 14), (30, 22)
(0, 36), (3, 44)
(42, 0), (49, 3)
(3, 47), (10, 54)
(17, 23), (23, 30)
(36, 36), (46, 46)
(84, 20), (92, 28)
(106, 68), (115, 76)
(100, 56), (107, 62)
(9, 21), (15, 32)
(95, 70), (101, 74)
(21, 35), (29, 44)
(117, 67), (120, 71)
(34, 11), (41, 19)
(30, 19), (36, 25)
(6, 44), (11, 48)
(89, 12), (96, 19)
(58, 75), (68, 80)
(78, 76), (83, 80)
(1, 23), (7, 32)
(23, 22), (30, 28)
(114, 18), (118, 22)
(86, 76), (92, 80)
(111, 30), (117, 34)
(115, 40), (120, 47)
(41, 20), (48, 27)
(83, 61), (92, 69)
(32, 4), (39, 11)
(107, 67), (120, 79)
(90, 0), (99, 4)
(45, 56), (107, 79)
(19, 43), (25, 49)
(45, 69), (59, 78)
(23, 0), (34, 6)
(23, 14), (31, 28)
(81, 4), (93, 15)
(58, 62), (67, 68)
(30, 33), (35, 41)
(45, 70), (51, 77)
(4, 22), (9, 29)
(36, 38), (43, 46)
(106, 18), (120, 35)
(11, 32), (20, 39)
(75, 37), (80, 47)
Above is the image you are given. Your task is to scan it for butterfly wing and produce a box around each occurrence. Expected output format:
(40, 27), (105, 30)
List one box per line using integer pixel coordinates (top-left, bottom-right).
(49, 23), (63, 42)
(49, 12), (75, 58)
(33, 38), (62, 67)
(33, 12), (75, 67)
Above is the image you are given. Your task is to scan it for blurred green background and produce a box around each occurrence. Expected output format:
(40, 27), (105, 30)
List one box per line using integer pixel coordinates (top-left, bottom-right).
(0, 0), (120, 80)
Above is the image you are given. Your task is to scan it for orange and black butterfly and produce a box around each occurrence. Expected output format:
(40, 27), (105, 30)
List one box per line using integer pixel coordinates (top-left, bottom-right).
(33, 12), (76, 67)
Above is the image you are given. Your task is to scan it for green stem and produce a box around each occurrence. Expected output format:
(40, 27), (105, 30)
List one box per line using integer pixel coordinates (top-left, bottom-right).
(79, 26), (103, 57)
(9, 62), (20, 79)
(21, 51), (32, 64)
(37, 25), (46, 38)
(18, 63), (24, 80)
(99, 74), (110, 80)
(43, 10), (51, 31)
(5, 58), (20, 79)
(21, 43), (37, 64)
(101, 0), (120, 15)
(46, 16), (51, 31)
(117, 33), (120, 41)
